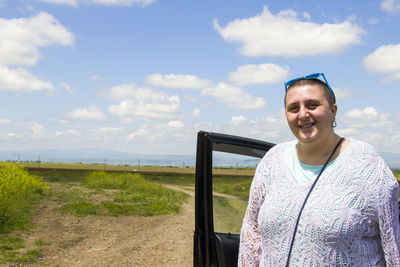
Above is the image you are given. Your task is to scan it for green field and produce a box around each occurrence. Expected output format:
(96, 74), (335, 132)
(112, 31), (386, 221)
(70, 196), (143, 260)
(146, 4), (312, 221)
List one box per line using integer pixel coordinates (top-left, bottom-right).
(0, 166), (193, 264)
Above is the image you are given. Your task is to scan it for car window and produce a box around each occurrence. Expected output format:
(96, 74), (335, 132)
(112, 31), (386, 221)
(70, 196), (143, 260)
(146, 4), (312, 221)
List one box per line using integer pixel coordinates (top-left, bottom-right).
(212, 151), (261, 234)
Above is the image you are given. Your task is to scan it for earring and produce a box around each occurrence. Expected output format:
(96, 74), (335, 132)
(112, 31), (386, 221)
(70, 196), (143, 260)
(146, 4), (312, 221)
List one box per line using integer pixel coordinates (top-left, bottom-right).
(332, 121), (337, 128)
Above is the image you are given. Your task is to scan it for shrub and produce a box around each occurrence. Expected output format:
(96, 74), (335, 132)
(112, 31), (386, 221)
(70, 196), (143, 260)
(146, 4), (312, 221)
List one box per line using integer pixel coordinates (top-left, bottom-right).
(85, 171), (188, 216)
(0, 163), (48, 233)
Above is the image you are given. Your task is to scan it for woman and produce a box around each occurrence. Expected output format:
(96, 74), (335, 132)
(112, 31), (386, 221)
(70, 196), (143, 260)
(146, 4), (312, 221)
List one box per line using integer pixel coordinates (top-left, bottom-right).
(238, 73), (400, 266)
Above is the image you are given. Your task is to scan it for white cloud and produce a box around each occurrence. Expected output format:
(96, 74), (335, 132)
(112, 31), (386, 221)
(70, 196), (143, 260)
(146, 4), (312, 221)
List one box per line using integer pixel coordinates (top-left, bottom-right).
(333, 87), (352, 99)
(228, 63), (289, 86)
(192, 108), (200, 118)
(106, 83), (181, 120)
(61, 81), (74, 94)
(96, 127), (124, 134)
(0, 12), (75, 66)
(343, 107), (392, 128)
(168, 120), (184, 128)
(230, 115), (247, 125)
(201, 82), (266, 110)
(128, 129), (149, 140)
(145, 73), (213, 89)
(214, 6), (364, 57)
(40, 0), (78, 6)
(30, 122), (44, 138)
(0, 118), (10, 124)
(363, 44), (400, 81)
(68, 105), (107, 120)
(381, 0), (400, 12)
(0, 65), (54, 92)
(335, 127), (360, 136)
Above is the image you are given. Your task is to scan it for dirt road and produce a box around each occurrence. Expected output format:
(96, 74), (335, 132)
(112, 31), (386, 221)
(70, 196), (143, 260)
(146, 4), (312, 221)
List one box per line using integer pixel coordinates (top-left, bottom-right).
(3, 184), (195, 267)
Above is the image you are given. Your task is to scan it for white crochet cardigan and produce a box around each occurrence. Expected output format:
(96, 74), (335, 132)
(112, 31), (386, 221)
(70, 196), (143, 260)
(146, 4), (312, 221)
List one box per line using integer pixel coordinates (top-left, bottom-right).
(238, 140), (400, 266)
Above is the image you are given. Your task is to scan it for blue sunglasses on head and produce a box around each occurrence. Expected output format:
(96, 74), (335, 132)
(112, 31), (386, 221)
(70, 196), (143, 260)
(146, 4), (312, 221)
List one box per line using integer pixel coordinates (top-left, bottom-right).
(284, 73), (335, 98)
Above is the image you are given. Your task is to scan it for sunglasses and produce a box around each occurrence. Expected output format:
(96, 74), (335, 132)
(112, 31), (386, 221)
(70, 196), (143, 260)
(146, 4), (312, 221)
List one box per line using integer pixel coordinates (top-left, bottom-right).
(284, 73), (335, 98)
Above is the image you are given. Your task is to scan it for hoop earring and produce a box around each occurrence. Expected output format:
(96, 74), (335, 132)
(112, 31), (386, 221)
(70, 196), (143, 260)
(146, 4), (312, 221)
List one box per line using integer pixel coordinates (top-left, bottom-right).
(332, 121), (337, 128)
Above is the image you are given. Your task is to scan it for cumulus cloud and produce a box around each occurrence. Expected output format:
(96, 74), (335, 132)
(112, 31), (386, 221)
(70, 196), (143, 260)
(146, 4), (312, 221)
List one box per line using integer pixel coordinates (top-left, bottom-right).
(0, 12), (75, 66)
(335, 127), (360, 136)
(201, 82), (266, 110)
(145, 73), (213, 89)
(30, 122), (45, 138)
(128, 129), (149, 140)
(68, 105), (107, 120)
(230, 115), (247, 125)
(53, 129), (79, 136)
(192, 108), (200, 118)
(333, 87), (352, 99)
(228, 63), (289, 86)
(61, 81), (74, 94)
(106, 83), (181, 120)
(214, 6), (364, 57)
(168, 120), (184, 128)
(96, 127), (124, 134)
(363, 44), (400, 81)
(0, 65), (54, 92)
(381, 0), (400, 12)
(343, 107), (392, 128)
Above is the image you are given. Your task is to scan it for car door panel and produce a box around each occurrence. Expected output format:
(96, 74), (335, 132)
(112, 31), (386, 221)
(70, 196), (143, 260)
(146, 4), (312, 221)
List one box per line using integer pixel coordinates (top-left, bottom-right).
(194, 131), (274, 267)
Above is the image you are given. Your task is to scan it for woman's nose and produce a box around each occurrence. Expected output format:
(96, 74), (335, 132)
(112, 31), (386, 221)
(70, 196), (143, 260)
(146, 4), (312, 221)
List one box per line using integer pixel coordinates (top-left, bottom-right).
(298, 107), (310, 119)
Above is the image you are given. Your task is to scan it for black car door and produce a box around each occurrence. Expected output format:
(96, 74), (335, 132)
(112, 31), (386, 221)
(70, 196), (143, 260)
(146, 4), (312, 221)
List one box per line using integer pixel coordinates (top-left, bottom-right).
(194, 131), (274, 267)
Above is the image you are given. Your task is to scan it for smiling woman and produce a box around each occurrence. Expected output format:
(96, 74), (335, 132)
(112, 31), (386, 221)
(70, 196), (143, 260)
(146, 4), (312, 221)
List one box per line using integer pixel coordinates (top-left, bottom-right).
(238, 73), (400, 266)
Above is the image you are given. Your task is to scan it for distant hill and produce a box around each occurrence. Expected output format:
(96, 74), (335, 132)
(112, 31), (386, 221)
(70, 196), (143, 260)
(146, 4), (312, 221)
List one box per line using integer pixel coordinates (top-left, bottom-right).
(0, 149), (399, 169)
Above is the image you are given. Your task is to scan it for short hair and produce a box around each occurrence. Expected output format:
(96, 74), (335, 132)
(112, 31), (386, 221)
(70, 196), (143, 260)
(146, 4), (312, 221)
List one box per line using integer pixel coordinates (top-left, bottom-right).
(284, 78), (336, 106)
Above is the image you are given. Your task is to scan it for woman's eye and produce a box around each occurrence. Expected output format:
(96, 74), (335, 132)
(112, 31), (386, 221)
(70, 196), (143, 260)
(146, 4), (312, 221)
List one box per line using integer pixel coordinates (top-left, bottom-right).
(307, 103), (318, 109)
(287, 106), (299, 112)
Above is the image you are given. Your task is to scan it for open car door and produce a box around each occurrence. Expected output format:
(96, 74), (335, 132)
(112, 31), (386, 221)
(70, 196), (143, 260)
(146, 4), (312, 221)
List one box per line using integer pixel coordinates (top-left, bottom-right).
(194, 131), (274, 267)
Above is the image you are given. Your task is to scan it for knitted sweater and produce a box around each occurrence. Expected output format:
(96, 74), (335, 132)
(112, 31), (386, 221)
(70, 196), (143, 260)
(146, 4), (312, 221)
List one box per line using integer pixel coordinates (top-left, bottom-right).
(238, 140), (400, 266)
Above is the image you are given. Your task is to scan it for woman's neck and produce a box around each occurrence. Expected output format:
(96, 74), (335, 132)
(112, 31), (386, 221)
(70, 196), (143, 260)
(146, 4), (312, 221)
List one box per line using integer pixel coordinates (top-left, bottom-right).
(296, 134), (341, 166)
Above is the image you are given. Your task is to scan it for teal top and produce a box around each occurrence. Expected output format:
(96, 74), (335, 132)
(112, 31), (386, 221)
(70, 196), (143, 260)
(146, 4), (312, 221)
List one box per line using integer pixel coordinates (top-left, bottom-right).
(283, 139), (353, 185)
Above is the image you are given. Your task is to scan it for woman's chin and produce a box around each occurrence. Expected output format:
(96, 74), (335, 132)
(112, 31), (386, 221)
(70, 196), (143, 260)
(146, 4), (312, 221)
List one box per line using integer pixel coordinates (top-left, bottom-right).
(298, 131), (317, 142)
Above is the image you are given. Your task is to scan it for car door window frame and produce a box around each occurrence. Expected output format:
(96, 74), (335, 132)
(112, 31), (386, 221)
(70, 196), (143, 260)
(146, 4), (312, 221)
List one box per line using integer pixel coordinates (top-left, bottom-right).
(194, 131), (274, 267)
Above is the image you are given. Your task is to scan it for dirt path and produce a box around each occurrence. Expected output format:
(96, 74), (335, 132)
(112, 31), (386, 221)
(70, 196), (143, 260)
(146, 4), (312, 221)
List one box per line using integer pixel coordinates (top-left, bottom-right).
(3, 183), (195, 267)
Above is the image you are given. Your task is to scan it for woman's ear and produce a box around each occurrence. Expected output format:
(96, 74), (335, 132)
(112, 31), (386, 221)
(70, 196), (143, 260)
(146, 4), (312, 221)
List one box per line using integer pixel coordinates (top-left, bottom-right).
(331, 104), (338, 117)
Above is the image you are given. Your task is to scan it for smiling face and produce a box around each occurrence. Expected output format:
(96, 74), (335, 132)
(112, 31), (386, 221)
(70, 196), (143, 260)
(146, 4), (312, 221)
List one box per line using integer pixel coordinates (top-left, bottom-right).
(285, 84), (337, 144)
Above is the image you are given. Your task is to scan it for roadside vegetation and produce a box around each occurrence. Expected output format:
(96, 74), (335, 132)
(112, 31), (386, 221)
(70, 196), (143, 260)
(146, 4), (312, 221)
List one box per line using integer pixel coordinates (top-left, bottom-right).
(0, 163), (49, 263)
(0, 163), (48, 233)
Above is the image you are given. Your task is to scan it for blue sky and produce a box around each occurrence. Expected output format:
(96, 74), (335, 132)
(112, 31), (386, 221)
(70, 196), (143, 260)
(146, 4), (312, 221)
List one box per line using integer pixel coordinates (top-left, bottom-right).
(0, 0), (400, 155)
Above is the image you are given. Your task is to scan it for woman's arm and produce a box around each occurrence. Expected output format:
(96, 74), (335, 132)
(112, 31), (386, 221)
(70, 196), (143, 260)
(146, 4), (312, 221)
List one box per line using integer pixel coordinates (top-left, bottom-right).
(238, 158), (268, 267)
(378, 165), (400, 266)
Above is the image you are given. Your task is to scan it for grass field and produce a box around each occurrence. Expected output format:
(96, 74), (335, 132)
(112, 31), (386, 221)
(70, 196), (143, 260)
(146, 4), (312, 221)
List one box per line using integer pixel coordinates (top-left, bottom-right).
(0, 167), (191, 264)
